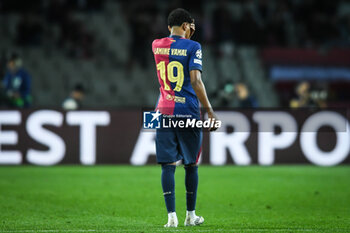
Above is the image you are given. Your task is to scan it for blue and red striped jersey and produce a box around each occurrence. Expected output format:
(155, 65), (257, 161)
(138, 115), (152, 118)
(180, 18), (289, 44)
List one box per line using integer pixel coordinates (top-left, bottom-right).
(152, 35), (202, 119)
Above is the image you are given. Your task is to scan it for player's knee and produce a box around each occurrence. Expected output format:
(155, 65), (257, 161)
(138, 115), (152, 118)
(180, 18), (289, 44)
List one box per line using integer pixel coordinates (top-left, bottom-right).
(161, 163), (176, 172)
(162, 162), (176, 167)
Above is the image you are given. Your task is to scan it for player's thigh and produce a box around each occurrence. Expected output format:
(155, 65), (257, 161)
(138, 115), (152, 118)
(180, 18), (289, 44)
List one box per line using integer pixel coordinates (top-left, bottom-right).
(176, 127), (202, 165)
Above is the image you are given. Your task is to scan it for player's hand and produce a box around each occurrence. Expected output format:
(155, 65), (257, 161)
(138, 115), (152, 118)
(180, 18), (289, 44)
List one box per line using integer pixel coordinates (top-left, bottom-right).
(208, 110), (219, 132)
(189, 23), (195, 39)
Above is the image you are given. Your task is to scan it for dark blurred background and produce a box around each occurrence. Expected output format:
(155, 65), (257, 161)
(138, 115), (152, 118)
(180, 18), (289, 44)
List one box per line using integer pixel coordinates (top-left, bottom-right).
(1, 0), (350, 109)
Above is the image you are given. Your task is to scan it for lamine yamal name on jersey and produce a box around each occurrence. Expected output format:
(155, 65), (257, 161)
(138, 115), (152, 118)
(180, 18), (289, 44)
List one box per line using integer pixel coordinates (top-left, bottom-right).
(153, 47), (188, 56)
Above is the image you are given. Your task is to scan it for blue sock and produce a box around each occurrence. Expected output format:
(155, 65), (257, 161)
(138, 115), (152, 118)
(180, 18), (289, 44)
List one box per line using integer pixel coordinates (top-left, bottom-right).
(161, 164), (176, 213)
(185, 165), (198, 211)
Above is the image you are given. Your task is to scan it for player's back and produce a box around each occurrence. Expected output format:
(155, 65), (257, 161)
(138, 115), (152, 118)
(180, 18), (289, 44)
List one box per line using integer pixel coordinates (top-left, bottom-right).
(152, 35), (203, 119)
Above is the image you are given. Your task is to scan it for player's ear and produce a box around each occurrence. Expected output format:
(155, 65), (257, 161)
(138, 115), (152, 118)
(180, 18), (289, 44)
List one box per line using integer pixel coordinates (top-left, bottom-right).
(168, 25), (171, 33)
(181, 22), (187, 31)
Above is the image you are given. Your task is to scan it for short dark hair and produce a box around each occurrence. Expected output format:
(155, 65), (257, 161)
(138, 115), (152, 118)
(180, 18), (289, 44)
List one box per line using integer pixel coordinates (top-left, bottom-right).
(8, 52), (20, 62)
(74, 83), (85, 93)
(168, 8), (193, 27)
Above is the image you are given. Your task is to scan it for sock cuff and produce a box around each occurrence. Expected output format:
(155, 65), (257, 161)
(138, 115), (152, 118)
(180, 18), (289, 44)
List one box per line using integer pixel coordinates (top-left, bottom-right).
(184, 165), (198, 172)
(162, 164), (176, 172)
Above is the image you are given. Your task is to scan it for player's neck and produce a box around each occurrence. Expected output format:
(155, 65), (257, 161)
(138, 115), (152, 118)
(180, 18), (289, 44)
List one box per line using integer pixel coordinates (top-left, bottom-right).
(170, 28), (185, 38)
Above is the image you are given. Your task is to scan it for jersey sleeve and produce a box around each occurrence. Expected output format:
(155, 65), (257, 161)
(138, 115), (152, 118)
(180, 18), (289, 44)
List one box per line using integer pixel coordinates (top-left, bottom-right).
(188, 42), (202, 72)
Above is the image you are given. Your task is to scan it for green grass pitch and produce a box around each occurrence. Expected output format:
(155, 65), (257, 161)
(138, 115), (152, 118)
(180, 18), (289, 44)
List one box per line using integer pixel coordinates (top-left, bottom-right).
(0, 166), (349, 233)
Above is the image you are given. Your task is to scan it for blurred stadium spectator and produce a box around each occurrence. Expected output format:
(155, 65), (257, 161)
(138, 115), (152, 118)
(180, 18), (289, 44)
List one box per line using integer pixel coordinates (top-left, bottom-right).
(289, 81), (327, 108)
(235, 83), (258, 108)
(290, 82), (315, 108)
(2, 53), (32, 108)
(216, 82), (236, 108)
(62, 83), (85, 110)
(215, 82), (258, 108)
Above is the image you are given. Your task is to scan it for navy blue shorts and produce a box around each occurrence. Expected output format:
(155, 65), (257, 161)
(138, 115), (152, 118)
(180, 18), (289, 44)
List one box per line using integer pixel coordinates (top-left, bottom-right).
(156, 127), (202, 165)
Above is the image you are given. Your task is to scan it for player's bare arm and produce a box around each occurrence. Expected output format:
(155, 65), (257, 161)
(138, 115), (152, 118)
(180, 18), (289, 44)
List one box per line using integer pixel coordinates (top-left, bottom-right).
(190, 70), (219, 131)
